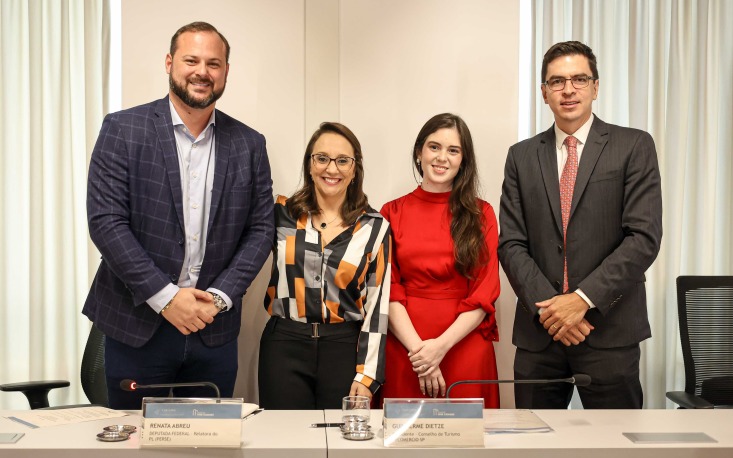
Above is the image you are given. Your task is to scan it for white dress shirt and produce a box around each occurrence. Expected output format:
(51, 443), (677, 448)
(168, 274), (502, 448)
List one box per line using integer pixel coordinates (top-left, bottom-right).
(552, 114), (596, 310)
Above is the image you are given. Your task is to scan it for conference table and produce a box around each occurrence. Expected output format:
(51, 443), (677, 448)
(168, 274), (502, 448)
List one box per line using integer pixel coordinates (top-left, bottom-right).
(1, 408), (732, 457)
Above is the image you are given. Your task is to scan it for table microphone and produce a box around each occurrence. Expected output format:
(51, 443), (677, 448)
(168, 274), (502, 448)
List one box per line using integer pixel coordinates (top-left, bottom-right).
(120, 379), (221, 399)
(446, 374), (591, 398)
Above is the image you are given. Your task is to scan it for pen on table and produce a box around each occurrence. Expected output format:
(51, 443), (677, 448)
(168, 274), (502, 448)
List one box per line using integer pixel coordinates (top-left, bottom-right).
(243, 408), (264, 420)
(310, 423), (345, 428)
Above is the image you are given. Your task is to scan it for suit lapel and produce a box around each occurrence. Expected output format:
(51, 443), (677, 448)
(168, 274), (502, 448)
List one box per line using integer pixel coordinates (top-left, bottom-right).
(570, 117), (608, 219)
(154, 97), (185, 230)
(538, 126), (563, 234)
(207, 111), (230, 234)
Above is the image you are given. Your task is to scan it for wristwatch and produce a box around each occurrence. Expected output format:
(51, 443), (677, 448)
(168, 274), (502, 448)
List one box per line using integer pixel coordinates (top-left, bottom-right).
(211, 293), (227, 312)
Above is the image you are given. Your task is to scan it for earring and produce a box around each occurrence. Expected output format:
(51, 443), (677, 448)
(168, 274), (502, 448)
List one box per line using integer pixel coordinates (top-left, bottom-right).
(416, 159), (421, 165)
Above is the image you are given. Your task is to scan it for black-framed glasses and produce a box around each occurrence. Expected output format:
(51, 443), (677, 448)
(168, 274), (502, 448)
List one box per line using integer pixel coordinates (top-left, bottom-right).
(311, 154), (356, 171)
(544, 75), (597, 91)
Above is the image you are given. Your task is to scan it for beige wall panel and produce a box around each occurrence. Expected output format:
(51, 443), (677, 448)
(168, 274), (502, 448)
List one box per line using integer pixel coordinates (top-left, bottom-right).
(305, 0), (340, 136)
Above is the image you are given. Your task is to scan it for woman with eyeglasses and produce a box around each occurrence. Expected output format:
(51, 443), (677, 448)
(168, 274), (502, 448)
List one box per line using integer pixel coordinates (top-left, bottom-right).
(379, 113), (500, 407)
(258, 122), (391, 409)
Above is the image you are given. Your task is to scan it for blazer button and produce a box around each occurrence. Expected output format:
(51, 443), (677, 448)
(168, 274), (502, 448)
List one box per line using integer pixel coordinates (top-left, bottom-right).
(557, 244), (563, 253)
(178, 238), (184, 245)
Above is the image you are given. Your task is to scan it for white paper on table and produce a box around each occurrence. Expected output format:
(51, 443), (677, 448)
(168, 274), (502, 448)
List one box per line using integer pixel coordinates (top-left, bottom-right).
(483, 409), (553, 434)
(5, 406), (128, 429)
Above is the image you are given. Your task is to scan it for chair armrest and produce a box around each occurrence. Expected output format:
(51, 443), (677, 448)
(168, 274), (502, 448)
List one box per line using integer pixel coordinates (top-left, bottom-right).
(666, 390), (714, 409)
(0, 380), (70, 409)
(0, 380), (70, 392)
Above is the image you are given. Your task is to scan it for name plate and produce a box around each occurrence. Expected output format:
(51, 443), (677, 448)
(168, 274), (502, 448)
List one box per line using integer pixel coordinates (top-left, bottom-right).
(383, 398), (484, 448)
(139, 397), (243, 448)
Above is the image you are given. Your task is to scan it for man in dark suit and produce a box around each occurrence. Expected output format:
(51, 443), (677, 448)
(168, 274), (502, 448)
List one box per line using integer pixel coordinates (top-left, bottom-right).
(498, 41), (662, 409)
(84, 22), (274, 409)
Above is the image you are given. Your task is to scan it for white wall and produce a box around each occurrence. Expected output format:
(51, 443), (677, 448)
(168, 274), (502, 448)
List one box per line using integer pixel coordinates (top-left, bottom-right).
(121, 0), (519, 407)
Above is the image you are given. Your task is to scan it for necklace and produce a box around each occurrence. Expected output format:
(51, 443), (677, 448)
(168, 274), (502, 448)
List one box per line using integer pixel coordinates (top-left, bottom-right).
(318, 212), (339, 229)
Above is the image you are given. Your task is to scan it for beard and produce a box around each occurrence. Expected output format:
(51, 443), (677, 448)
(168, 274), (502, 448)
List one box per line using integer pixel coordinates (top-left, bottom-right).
(169, 74), (225, 109)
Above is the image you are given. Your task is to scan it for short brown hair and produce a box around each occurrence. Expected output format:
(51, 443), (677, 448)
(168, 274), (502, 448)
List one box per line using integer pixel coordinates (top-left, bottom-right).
(170, 21), (230, 62)
(541, 41), (598, 82)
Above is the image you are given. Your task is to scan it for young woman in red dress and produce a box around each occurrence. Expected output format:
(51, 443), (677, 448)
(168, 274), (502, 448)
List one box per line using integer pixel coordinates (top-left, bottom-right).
(380, 113), (500, 407)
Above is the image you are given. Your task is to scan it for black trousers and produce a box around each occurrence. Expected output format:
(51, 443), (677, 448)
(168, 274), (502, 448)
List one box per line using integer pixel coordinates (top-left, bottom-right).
(258, 316), (361, 410)
(105, 320), (238, 410)
(514, 341), (642, 409)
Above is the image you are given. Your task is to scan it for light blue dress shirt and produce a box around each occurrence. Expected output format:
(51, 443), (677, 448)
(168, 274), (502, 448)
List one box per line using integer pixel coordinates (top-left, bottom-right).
(146, 101), (231, 313)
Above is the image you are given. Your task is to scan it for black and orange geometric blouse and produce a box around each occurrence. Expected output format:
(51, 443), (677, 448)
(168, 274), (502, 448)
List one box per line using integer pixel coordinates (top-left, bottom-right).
(264, 196), (392, 393)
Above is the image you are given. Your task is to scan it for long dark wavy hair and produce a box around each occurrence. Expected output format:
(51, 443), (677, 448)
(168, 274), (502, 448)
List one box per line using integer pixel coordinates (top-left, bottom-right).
(413, 113), (487, 278)
(286, 122), (369, 225)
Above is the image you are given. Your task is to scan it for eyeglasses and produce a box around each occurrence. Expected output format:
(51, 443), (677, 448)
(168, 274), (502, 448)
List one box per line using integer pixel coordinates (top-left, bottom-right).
(311, 154), (356, 171)
(544, 75), (597, 91)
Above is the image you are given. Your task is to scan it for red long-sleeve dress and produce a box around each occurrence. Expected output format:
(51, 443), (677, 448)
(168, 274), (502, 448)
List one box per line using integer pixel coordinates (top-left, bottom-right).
(380, 186), (500, 407)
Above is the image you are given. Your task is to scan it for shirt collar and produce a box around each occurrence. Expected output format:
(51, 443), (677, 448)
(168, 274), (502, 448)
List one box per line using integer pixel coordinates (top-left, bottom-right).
(168, 99), (216, 129)
(555, 113), (594, 149)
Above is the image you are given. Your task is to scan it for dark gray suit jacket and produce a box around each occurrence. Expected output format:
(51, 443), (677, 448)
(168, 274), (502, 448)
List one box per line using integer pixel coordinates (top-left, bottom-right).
(83, 96), (274, 348)
(498, 116), (662, 351)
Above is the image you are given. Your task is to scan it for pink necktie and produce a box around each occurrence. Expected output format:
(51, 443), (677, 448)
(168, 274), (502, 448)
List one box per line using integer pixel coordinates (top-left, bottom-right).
(561, 136), (578, 293)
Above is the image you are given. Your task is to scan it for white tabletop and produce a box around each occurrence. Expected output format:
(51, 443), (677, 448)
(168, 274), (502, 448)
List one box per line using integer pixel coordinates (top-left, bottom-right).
(324, 409), (733, 458)
(0, 409), (326, 458)
(3, 408), (732, 457)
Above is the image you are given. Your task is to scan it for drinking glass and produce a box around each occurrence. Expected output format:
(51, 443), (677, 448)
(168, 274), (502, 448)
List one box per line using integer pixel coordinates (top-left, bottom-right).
(341, 395), (370, 427)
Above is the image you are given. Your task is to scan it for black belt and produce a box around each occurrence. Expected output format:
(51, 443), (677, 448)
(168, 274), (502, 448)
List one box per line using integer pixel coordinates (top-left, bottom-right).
(270, 316), (361, 339)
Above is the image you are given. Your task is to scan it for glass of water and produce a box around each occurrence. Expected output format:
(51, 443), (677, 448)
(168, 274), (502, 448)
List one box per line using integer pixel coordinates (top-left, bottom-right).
(342, 395), (370, 428)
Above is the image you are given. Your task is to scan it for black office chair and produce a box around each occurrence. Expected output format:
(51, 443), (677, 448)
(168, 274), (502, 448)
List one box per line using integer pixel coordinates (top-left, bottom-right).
(0, 324), (108, 409)
(666, 276), (733, 409)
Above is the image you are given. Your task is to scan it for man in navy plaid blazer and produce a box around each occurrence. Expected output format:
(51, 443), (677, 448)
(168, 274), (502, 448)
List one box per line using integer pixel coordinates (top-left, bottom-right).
(83, 22), (274, 408)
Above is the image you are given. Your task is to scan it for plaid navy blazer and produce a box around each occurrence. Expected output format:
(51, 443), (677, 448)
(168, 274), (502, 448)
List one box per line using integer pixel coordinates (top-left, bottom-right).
(83, 96), (274, 348)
